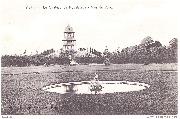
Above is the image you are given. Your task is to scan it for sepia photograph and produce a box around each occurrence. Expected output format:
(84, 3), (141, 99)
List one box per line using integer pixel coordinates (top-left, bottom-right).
(0, 0), (179, 118)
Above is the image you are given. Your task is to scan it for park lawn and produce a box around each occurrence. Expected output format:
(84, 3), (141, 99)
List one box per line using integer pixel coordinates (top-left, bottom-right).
(1, 63), (178, 115)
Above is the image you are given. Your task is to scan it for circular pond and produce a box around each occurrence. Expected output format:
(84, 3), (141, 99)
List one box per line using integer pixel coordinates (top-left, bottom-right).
(42, 81), (150, 94)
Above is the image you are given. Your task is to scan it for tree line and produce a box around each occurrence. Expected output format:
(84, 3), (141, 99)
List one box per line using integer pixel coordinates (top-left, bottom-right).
(1, 36), (178, 67)
(109, 37), (178, 64)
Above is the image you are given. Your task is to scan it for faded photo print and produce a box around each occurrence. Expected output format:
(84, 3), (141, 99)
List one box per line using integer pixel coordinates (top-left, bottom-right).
(1, 0), (179, 117)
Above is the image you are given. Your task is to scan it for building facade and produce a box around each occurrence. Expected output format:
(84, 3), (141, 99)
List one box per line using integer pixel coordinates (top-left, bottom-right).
(62, 25), (76, 51)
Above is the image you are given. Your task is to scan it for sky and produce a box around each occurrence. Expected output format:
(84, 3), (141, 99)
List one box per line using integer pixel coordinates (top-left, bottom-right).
(1, 0), (180, 55)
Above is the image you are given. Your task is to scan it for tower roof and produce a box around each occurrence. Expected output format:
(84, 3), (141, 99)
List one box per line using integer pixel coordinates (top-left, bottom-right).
(65, 24), (74, 33)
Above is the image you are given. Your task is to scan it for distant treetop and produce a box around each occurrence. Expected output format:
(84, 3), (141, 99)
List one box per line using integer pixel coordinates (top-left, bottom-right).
(141, 36), (154, 46)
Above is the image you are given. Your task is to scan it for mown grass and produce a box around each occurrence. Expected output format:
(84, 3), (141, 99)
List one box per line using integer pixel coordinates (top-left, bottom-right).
(1, 63), (178, 115)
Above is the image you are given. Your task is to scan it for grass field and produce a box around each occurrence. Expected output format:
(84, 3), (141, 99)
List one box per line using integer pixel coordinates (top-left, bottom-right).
(1, 63), (178, 115)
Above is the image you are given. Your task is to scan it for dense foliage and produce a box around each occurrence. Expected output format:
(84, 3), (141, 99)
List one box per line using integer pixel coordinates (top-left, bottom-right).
(110, 37), (178, 64)
(1, 37), (178, 67)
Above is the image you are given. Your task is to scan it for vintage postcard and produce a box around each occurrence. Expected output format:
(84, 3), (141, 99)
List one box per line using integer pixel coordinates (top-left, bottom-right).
(0, 0), (179, 119)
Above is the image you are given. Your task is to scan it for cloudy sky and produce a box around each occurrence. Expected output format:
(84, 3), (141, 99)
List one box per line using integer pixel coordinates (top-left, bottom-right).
(1, 0), (179, 55)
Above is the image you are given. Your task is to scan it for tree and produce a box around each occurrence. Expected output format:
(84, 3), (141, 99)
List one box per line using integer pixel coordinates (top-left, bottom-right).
(168, 38), (178, 63)
(141, 36), (154, 46)
(169, 38), (178, 49)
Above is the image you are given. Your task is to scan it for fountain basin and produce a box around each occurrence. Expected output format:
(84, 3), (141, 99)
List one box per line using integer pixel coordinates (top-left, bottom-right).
(42, 81), (150, 94)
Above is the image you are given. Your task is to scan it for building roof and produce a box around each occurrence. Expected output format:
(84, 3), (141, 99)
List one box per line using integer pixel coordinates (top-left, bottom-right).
(65, 24), (74, 33)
